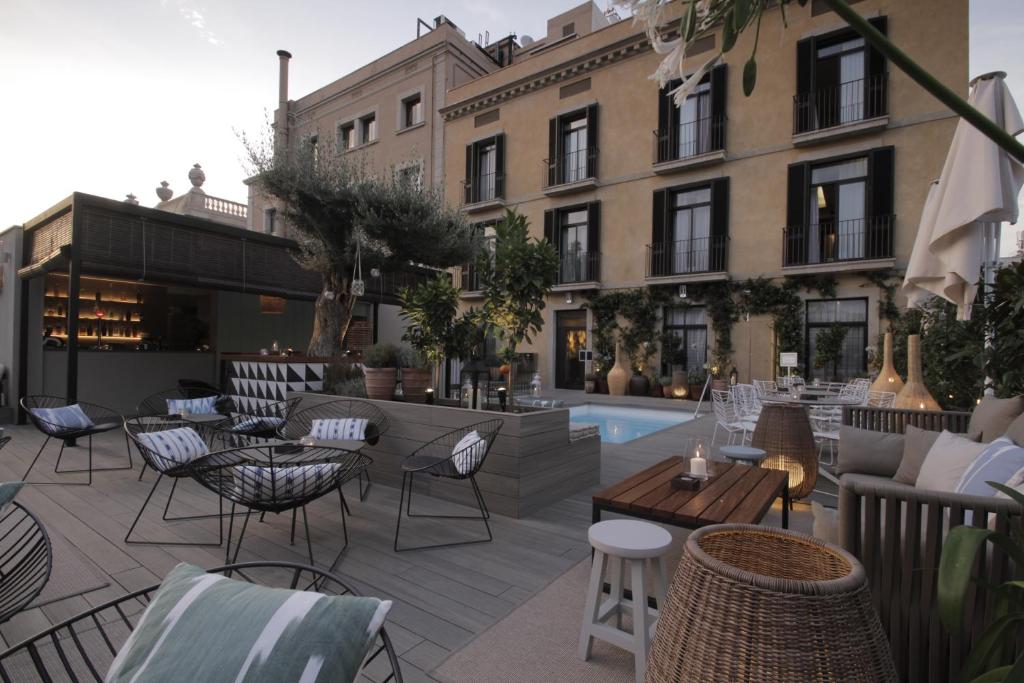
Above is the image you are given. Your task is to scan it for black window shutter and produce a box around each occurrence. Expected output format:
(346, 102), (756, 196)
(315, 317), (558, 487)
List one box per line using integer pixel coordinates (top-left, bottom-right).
(795, 38), (814, 134)
(587, 201), (600, 281)
(868, 146), (895, 259)
(710, 177), (729, 272)
(547, 118), (558, 186)
(586, 104), (599, 178)
(710, 65), (727, 151)
(651, 189), (668, 276)
(866, 16), (888, 118)
(494, 134), (505, 198)
(786, 163), (808, 266)
(464, 144), (474, 203)
(544, 209), (556, 251)
(657, 85), (671, 163)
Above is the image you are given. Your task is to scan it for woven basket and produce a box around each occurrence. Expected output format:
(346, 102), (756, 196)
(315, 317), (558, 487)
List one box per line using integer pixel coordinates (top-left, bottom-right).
(751, 403), (818, 499)
(646, 524), (896, 683)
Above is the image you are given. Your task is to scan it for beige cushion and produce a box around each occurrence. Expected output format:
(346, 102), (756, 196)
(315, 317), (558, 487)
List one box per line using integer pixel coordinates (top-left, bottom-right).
(915, 430), (987, 493)
(893, 425), (942, 485)
(836, 425), (904, 478)
(969, 395), (1024, 443)
(1005, 412), (1024, 447)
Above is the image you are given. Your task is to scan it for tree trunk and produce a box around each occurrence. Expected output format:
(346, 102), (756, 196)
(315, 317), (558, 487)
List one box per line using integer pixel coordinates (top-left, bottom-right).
(307, 273), (356, 357)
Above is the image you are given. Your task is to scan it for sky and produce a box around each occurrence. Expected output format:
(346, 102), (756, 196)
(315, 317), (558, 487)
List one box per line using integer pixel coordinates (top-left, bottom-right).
(1, 0), (1022, 255)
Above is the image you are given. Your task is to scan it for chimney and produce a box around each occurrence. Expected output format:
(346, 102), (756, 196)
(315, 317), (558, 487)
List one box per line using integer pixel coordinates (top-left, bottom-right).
(275, 50), (292, 155)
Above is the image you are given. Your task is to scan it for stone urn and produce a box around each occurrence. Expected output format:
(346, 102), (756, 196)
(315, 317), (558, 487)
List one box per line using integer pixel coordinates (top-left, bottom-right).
(607, 344), (630, 396)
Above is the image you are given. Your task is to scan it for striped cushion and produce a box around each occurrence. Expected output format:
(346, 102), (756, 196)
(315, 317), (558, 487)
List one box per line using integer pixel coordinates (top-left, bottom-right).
(232, 464), (342, 503)
(166, 396), (217, 416)
(106, 562), (391, 682)
(231, 416), (286, 433)
(137, 428), (209, 472)
(957, 437), (1024, 497)
(30, 404), (94, 434)
(452, 431), (487, 475)
(310, 418), (368, 441)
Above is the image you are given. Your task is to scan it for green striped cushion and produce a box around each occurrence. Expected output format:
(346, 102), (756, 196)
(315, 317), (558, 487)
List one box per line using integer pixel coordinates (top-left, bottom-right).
(107, 563), (392, 682)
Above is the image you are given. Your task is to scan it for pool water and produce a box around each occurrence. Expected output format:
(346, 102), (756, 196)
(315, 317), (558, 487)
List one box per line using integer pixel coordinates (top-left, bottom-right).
(569, 404), (694, 444)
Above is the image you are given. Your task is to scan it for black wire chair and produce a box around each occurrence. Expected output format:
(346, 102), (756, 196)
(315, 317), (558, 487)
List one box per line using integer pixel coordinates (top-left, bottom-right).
(177, 378), (221, 398)
(0, 561), (403, 682)
(19, 396), (132, 486)
(394, 419), (502, 552)
(182, 443), (371, 568)
(0, 500), (52, 625)
(123, 417), (227, 548)
(281, 399), (391, 501)
(213, 397), (304, 448)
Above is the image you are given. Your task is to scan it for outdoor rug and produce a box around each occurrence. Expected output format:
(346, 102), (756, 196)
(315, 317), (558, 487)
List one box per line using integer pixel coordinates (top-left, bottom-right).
(28, 531), (109, 609)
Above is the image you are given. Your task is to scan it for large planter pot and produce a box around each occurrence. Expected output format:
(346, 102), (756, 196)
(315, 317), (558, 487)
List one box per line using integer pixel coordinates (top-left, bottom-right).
(363, 367), (397, 401)
(689, 383), (704, 401)
(595, 377), (609, 394)
(584, 379), (596, 394)
(607, 344), (630, 396)
(649, 380), (663, 398)
(662, 385), (674, 398)
(711, 379), (729, 392)
(629, 375), (649, 396)
(400, 368), (431, 403)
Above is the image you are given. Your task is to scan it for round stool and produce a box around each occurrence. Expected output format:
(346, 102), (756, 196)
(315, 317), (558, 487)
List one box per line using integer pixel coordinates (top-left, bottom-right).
(579, 519), (672, 683)
(721, 445), (767, 467)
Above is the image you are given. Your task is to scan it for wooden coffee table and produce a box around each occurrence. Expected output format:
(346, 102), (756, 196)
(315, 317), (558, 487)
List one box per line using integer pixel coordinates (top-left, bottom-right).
(593, 457), (789, 529)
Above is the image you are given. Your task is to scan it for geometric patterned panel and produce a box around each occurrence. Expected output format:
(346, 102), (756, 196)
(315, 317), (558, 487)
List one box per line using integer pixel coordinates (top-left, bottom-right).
(225, 361), (325, 413)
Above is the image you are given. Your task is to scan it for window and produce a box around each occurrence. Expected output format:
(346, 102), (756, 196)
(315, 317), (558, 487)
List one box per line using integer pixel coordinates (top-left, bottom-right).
(544, 202), (600, 284)
(464, 134), (505, 204)
(360, 113), (377, 145)
(263, 208), (276, 235)
(805, 298), (868, 382)
(650, 179), (729, 277)
(396, 163), (422, 189)
(459, 221), (497, 291)
(402, 94), (423, 128)
(546, 105), (598, 186)
(794, 17), (888, 133)
(662, 306), (707, 375)
(785, 148), (894, 266)
(338, 122), (355, 151)
(657, 65), (726, 162)
(307, 134), (319, 166)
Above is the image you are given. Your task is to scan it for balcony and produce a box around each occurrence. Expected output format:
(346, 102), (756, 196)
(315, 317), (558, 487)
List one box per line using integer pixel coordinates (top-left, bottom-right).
(553, 250), (600, 289)
(646, 235), (728, 280)
(783, 215), (895, 270)
(652, 115), (726, 174)
(792, 74), (888, 145)
(462, 171), (505, 213)
(542, 148), (598, 196)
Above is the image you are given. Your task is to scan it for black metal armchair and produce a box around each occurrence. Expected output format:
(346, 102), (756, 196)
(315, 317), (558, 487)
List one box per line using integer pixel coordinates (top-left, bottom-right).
(394, 419), (502, 552)
(177, 378), (221, 398)
(0, 500), (52, 625)
(19, 396), (132, 486)
(214, 396), (304, 447)
(0, 561), (402, 682)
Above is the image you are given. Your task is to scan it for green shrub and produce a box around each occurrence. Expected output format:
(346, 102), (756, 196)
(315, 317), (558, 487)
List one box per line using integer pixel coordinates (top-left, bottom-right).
(362, 343), (401, 368)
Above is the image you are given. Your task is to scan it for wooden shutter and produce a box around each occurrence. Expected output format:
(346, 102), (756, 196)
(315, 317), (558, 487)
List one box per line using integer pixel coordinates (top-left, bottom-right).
(547, 118), (558, 186)
(710, 178), (729, 271)
(795, 38), (815, 133)
(710, 65), (727, 151)
(464, 144), (474, 203)
(866, 16), (888, 118)
(544, 209), (557, 251)
(868, 146), (895, 259)
(587, 201), (601, 281)
(786, 163), (809, 266)
(658, 85), (672, 163)
(494, 134), (505, 198)
(585, 104), (599, 178)
(651, 189), (669, 276)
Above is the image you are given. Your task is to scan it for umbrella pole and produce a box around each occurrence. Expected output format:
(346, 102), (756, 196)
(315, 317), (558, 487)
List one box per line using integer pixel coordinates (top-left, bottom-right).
(983, 223), (999, 396)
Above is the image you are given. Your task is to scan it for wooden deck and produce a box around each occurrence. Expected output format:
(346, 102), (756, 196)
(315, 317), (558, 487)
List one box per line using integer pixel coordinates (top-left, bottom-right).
(0, 406), (811, 682)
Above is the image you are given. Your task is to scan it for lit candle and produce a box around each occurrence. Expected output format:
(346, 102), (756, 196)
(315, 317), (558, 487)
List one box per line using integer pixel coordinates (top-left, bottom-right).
(299, 435), (316, 446)
(691, 455), (708, 477)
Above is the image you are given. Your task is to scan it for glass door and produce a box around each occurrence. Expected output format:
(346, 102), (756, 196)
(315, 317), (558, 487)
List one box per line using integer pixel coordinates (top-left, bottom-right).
(555, 310), (588, 390)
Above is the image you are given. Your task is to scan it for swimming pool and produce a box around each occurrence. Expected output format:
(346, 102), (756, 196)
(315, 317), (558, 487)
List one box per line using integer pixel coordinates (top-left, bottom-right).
(569, 404), (694, 444)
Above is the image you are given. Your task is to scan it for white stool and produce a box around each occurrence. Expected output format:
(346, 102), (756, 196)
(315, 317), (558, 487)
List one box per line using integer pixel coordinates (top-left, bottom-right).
(579, 519), (672, 683)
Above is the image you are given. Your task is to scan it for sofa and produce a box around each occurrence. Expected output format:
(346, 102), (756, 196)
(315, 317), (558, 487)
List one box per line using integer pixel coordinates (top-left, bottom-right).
(837, 398), (1024, 683)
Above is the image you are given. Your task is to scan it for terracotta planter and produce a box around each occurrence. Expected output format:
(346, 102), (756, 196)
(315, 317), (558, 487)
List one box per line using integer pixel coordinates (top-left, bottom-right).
(689, 383), (704, 400)
(662, 385), (674, 398)
(711, 379), (729, 392)
(584, 379), (596, 393)
(363, 367), (396, 401)
(607, 344), (630, 396)
(500, 364), (511, 377)
(401, 368), (431, 403)
(488, 366), (502, 381)
(629, 375), (649, 396)
(595, 377), (609, 394)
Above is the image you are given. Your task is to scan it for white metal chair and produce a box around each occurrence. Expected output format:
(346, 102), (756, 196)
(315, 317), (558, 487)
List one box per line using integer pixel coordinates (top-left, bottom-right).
(752, 380), (778, 398)
(731, 384), (761, 422)
(711, 390), (755, 446)
(809, 406), (841, 466)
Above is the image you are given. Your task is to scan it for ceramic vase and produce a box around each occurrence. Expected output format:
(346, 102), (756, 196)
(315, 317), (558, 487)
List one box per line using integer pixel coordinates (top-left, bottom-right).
(870, 332), (904, 394)
(894, 335), (940, 410)
(607, 344), (630, 396)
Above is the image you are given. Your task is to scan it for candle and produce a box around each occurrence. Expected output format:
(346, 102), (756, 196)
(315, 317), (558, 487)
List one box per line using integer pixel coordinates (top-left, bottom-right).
(691, 456), (708, 477)
(299, 435), (316, 446)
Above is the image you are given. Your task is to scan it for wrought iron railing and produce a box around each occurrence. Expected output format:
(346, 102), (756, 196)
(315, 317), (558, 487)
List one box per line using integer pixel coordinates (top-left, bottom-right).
(544, 147), (598, 188)
(654, 115), (725, 164)
(783, 215), (894, 267)
(557, 250), (600, 284)
(463, 171), (505, 205)
(793, 73), (887, 134)
(647, 235), (727, 277)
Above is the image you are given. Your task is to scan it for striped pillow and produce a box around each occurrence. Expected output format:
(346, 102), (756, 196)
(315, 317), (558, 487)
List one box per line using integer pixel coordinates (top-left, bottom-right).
(231, 416), (286, 433)
(166, 396), (217, 416)
(232, 464), (342, 503)
(106, 562), (392, 683)
(30, 404), (94, 434)
(956, 437), (1024, 497)
(452, 430), (487, 475)
(310, 418), (368, 441)
(137, 428), (209, 472)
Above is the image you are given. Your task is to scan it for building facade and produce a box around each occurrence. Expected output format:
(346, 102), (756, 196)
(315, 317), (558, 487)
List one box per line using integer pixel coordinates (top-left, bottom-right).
(442, 0), (967, 390)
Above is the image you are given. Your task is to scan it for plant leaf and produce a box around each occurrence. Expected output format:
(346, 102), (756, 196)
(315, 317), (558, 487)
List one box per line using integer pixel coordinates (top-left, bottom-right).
(721, 11), (737, 52)
(961, 615), (1024, 682)
(969, 664), (1014, 683)
(743, 56), (757, 97)
(684, 1), (697, 42)
(734, 0), (751, 30)
(939, 525), (997, 635)
(990, 481), (1024, 508)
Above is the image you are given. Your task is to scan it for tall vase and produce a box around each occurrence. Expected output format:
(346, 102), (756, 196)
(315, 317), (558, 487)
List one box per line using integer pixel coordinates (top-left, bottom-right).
(607, 344), (630, 396)
(894, 334), (940, 410)
(870, 332), (905, 394)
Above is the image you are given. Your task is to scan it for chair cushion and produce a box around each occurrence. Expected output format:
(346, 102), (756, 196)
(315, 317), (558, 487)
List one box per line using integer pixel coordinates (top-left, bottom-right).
(166, 395), (217, 416)
(893, 425), (942, 485)
(0, 482), (24, 517)
(836, 426), (904, 478)
(30, 404), (94, 435)
(137, 428), (209, 472)
(915, 431), (988, 493)
(452, 431), (487, 475)
(310, 418), (368, 441)
(106, 562), (391, 683)
(401, 454), (457, 476)
(232, 464), (342, 503)
(969, 395), (1024, 443)
(1005, 412), (1024, 447)
(231, 416), (286, 433)
(957, 437), (1024, 498)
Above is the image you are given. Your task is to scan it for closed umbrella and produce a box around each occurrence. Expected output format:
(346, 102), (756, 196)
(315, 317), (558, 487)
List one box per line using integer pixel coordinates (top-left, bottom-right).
(903, 71), (1024, 320)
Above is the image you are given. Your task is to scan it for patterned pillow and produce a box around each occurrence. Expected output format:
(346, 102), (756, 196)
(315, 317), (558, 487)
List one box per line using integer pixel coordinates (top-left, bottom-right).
(231, 416), (286, 433)
(137, 428), (209, 472)
(0, 482), (24, 517)
(452, 430), (487, 475)
(30, 404), (94, 435)
(233, 464), (342, 502)
(309, 418), (368, 441)
(166, 396), (217, 416)
(106, 562), (392, 683)
(957, 437), (1024, 497)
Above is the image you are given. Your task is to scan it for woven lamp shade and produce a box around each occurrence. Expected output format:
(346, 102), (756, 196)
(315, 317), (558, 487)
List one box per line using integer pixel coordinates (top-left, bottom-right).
(646, 524), (897, 683)
(895, 334), (940, 411)
(750, 403), (817, 499)
(870, 332), (904, 394)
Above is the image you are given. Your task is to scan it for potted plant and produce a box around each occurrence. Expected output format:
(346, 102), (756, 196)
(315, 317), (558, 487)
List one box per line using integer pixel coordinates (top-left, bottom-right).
(629, 366), (649, 396)
(688, 367), (707, 401)
(399, 347), (431, 403)
(584, 372), (596, 394)
(362, 343), (400, 400)
(710, 364), (729, 392)
(660, 375), (674, 398)
(648, 369), (663, 397)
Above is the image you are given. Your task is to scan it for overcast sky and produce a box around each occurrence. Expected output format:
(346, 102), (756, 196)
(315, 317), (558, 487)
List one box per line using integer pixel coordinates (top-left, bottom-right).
(2, 0), (1021, 254)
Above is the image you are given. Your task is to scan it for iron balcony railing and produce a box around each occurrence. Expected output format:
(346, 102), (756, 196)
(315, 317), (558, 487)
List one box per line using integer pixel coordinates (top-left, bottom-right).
(463, 170), (505, 205)
(793, 73), (888, 135)
(654, 115), (726, 164)
(544, 147), (598, 188)
(783, 215), (895, 267)
(646, 235), (728, 277)
(557, 250), (600, 284)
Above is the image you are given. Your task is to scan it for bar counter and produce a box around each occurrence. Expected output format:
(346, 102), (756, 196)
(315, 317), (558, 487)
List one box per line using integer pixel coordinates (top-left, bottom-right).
(221, 354), (327, 412)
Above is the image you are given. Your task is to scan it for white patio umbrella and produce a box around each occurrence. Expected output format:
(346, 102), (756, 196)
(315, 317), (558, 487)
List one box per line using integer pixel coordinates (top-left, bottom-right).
(903, 71), (1024, 320)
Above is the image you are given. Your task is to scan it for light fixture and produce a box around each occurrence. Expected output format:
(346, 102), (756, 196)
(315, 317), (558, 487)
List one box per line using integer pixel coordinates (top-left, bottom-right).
(370, 267), (381, 278)
(678, 284), (688, 299)
(497, 386), (507, 412)
(565, 291), (574, 304)
(425, 387), (434, 405)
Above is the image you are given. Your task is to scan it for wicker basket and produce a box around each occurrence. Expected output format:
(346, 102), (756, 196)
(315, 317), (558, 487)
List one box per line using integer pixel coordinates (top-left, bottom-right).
(646, 524), (896, 683)
(751, 403), (818, 499)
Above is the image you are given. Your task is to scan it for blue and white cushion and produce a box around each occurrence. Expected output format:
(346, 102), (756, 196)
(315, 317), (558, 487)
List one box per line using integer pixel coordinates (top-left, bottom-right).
(310, 418), (368, 441)
(451, 430), (487, 475)
(166, 396), (217, 416)
(230, 416), (286, 433)
(232, 464), (342, 502)
(956, 437), (1024, 497)
(30, 404), (94, 435)
(136, 428), (209, 472)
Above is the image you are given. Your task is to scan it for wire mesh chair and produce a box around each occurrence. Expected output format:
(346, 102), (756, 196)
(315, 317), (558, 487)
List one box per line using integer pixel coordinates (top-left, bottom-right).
(0, 501), (52, 625)
(213, 397), (304, 447)
(281, 399), (392, 501)
(711, 390), (754, 446)
(19, 396), (132, 486)
(394, 419), (503, 552)
(731, 383), (762, 422)
(0, 561), (403, 682)
(182, 443), (371, 568)
(177, 378), (221, 398)
(753, 380), (779, 398)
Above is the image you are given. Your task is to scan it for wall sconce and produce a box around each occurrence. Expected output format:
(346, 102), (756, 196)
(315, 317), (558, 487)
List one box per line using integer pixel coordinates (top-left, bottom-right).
(678, 284), (687, 299)
(565, 291), (574, 304)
